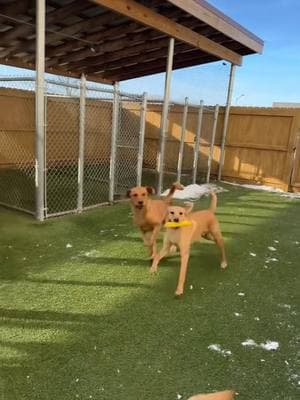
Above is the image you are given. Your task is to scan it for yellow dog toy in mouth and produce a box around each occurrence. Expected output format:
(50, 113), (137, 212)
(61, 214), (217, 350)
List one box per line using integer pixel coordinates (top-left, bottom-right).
(164, 220), (193, 228)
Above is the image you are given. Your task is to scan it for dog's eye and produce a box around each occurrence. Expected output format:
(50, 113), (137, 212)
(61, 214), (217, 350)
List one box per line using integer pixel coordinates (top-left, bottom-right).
(142, 193), (146, 196)
(133, 193), (138, 197)
(179, 212), (183, 215)
(170, 211), (174, 215)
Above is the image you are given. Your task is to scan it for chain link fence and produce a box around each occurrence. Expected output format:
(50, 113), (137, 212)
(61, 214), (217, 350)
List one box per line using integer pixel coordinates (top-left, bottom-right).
(0, 78), (36, 214)
(0, 76), (222, 218)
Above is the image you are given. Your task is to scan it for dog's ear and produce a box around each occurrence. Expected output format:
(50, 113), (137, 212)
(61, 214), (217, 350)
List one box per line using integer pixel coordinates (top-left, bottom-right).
(126, 189), (131, 198)
(146, 186), (155, 195)
(184, 202), (194, 214)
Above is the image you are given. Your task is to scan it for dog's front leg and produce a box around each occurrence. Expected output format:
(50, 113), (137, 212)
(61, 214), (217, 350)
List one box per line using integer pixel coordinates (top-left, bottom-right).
(150, 240), (171, 273)
(149, 225), (161, 259)
(175, 247), (190, 297)
(141, 230), (153, 258)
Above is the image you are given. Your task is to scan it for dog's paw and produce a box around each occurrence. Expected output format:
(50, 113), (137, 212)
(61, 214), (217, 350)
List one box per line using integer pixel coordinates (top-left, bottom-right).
(174, 293), (184, 300)
(150, 267), (158, 274)
(221, 261), (228, 269)
(174, 288), (184, 298)
(170, 245), (177, 253)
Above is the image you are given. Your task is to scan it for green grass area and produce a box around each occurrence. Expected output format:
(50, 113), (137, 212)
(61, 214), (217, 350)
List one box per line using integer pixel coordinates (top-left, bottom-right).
(0, 184), (299, 400)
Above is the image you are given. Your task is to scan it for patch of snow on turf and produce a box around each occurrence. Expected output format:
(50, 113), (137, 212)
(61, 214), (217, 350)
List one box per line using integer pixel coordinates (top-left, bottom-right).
(242, 339), (279, 351)
(208, 344), (232, 357)
(268, 246), (277, 251)
(234, 312), (241, 317)
(177, 394), (183, 400)
(242, 339), (257, 347)
(238, 292), (245, 296)
(66, 243), (72, 248)
(161, 183), (227, 200)
(260, 341), (279, 351)
(222, 181), (300, 199)
(249, 252), (256, 257)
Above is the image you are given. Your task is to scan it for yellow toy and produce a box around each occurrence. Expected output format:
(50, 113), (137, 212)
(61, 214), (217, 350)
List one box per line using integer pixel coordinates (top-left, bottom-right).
(164, 220), (193, 228)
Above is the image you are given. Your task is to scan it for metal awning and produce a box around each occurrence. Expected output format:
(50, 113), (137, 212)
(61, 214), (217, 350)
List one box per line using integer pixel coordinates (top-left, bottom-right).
(0, 0), (264, 84)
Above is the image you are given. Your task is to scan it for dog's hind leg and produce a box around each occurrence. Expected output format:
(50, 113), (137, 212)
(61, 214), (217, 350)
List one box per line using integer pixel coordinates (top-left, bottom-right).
(210, 228), (227, 269)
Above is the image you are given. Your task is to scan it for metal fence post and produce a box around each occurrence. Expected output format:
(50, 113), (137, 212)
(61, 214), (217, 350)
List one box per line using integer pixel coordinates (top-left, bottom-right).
(177, 97), (188, 182)
(35, 0), (46, 221)
(157, 38), (174, 194)
(218, 63), (236, 180)
(192, 100), (204, 184)
(109, 82), (120, 202)
(77, 74), (86, 212)
(137, 92), (148, 186)
(207, 104), (219, 183)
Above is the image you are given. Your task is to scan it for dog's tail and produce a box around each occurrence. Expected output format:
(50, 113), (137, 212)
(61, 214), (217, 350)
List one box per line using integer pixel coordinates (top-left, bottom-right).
(209, 191), (217, 213)
(164, 181), (184, 203)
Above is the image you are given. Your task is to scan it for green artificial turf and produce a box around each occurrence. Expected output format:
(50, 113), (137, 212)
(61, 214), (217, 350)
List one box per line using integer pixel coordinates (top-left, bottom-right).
(0, 184), (299, 400)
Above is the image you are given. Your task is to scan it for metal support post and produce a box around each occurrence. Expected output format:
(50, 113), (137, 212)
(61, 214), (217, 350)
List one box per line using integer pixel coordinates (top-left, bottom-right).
(35, 0), (46, 221)
(77, 74), (86, 212)
(109, 82), (120, 202)
(218, 63), (236, 180)
(192, 100), (204, 184)
(157, 38), (174, 194)
(137, 92), (148, 186)
(177, 97), (188, 182)
(207, 104), (219, 183)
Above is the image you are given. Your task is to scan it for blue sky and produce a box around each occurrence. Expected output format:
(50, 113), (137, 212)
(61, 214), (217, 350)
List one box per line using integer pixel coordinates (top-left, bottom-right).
(121, 0), (300, 106)
(1, 0), (299, 106)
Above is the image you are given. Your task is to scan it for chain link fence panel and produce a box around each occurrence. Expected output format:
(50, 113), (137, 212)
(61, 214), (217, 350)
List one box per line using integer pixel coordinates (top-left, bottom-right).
(0, 78), (36, 214)
(45, 81), (80, 217)
(114, 93), (143, 196)
(83, 86), (113, 208)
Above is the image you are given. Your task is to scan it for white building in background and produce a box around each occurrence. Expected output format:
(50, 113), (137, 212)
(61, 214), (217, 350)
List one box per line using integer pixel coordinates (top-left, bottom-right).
(273, 102), (300, 108)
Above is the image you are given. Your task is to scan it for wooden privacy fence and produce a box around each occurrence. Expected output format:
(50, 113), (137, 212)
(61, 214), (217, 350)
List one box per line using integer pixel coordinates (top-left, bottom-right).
(1, 87), (300, 196)
(143, 104), (300, 192)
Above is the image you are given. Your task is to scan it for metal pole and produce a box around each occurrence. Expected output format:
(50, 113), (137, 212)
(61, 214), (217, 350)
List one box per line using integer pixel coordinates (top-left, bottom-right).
(207, 104), (219, 183)
(218, 63), (236, 180)
(77, 74), (86, 212)
(192, 100), (204, 184)
(177, 96), (188, 182)
(35, 0), (46, 221)
(137, 92), (148, 186)
(109, 82), (120, 202)
(157, 38), (174, 194)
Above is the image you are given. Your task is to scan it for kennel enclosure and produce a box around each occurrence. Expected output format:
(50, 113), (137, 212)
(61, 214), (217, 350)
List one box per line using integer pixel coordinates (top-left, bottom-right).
(0, 0), (264, 219)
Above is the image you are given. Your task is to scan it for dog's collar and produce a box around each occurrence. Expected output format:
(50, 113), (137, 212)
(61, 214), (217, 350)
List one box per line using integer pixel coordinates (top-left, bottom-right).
(164, 220), (193, 228)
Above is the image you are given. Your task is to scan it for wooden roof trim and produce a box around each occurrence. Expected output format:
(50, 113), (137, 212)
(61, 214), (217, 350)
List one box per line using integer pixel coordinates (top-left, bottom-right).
(89, 0), (242, 65)
(167, 0), (264, 54)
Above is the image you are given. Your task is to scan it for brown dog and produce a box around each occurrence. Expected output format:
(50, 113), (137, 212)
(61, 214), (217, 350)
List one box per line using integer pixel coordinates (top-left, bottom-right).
(127, 182), (183, 258)
(150, 192), (227, 296)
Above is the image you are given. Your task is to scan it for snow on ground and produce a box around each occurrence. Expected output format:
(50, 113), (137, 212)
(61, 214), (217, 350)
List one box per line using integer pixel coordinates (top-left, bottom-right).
(162, 181), (300, 200)
(241, 339), (279, 351)
(222, 181), (300, 199)
(161, 184), (227, 200)
(208, 344), (232, 357)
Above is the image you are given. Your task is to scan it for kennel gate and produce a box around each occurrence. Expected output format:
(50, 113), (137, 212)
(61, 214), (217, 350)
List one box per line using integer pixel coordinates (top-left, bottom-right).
(44, 81), (146, 218)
